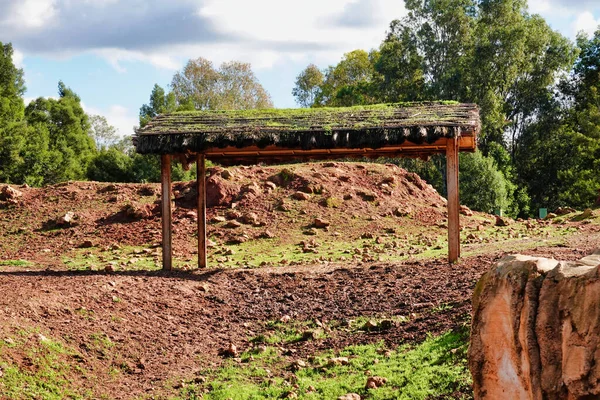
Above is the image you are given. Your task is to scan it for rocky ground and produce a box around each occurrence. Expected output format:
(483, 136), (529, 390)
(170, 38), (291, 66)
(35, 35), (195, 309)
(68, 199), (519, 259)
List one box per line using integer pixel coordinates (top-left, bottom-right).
(0, 161), (598, 399)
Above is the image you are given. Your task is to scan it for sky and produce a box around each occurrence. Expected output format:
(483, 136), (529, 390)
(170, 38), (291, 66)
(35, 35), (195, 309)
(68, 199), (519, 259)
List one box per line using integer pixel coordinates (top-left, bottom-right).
(1, 0), (599, 138)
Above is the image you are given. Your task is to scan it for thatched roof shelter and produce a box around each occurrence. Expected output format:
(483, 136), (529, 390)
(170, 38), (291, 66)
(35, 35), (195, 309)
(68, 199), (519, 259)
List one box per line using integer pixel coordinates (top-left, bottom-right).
(135, 102), (479, 164)
(135, 102), (480, 269)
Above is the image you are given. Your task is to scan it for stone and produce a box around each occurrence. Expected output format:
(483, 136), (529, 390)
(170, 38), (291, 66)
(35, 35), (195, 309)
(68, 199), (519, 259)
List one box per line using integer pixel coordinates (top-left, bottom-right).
(123, 203), (153, 220)
(225, 220), (242, 229)
(259, 230), (275, 239)
(56, 211), (78, 227)
(0, 185), (22, 202)
(469, 249), (600, 399)
(211, 216), (227, 223)
(226, 210), (242, 220)
(555, 206), (576, 215)
(264, 181), (277, 190)
(221, 170), (234, 180)
(338, 394), (361, 400)
(365, 376), (387, 389)
(394, 206), (412, 217)
(495, 215), (511, 227)
(327, 357), (349, 367)
(240, 212), (259, 225)
(460, 205), (474, 216)
(292, 191), (310, 201)
(313, 218), (330, 229)
(78, 240), (94, 248)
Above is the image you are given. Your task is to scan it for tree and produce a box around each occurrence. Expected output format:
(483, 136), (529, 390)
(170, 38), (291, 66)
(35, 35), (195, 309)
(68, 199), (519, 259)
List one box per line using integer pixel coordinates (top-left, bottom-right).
(459, 151), (511, 213)
(170, 58), (273, 110)
(292, 64), (324, 107)
(139, 84), (178, 128)
(0, 42), (25, 126)
(88, 114), (119, 150)
(24, 82), (97, 184)
(317, 50), (380, 107)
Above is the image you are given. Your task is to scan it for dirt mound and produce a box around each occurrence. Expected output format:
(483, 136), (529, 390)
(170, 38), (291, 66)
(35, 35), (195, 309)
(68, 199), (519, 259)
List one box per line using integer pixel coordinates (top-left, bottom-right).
(0, 162), (453, 266)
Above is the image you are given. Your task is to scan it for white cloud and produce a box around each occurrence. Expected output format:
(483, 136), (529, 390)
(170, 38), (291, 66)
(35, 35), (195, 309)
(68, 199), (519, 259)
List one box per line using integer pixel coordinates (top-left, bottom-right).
(93, 48), (180, 72)
(4, 0), (58, 28)
(196, 0), (407, 68)
(573, 11), (600, 37)
(12, 48), (24, 68)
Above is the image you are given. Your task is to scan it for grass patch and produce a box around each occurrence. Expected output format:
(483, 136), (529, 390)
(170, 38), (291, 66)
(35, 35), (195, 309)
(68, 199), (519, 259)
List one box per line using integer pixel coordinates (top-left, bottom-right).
(0, 259), (31, 267)
(171, 329), (471, 399)
(0, 329), (92, 399)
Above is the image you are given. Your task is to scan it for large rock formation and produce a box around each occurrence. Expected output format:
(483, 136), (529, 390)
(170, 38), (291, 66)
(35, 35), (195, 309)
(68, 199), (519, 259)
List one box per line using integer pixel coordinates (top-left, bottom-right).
(469, 249), (600, 399)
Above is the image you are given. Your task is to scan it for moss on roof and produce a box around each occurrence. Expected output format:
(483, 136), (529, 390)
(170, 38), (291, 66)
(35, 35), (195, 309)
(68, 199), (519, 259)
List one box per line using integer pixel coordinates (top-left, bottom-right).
(135, 102), (480, 155)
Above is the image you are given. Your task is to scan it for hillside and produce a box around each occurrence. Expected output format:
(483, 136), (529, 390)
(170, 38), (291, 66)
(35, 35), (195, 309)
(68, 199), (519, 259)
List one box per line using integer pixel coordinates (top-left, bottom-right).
(0, 161), (598, 399)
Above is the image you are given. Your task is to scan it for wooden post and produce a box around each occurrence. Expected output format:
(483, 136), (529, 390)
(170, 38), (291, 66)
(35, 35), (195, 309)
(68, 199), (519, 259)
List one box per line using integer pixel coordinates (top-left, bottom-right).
(446, 137), (460, 263)
(161, 154), (172, 271)
(197, 154), (207, 268)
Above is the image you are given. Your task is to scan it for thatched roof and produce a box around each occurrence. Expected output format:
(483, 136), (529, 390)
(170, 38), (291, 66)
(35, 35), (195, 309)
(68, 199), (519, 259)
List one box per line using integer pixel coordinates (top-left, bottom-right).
(134, 102), (479, 163)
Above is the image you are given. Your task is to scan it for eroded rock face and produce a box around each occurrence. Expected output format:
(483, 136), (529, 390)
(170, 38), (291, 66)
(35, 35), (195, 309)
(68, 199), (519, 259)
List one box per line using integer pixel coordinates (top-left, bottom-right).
(469, 249), (600, 399)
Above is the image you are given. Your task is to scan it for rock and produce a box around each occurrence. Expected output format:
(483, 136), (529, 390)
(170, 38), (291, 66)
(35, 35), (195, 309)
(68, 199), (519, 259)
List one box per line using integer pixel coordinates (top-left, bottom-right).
(221, 170), (234, 180)
(279, 315), (291, 323)
(240, 212), (259, 225)
(361, 232), (374, 239)
(327, 357), (350, 367)
(184, 210), (197, 220)
(223, 343), (238, 357)
(356, 190), (377, 202)
(469, 249), (600, 399)
(365, 376), (387, 389)
(362, 320), (379, 331)
(579, 208), (594, 220)
(265, 181), (277, 190)
(460, 205), (474, 216)
(555, 206), (576, 215)
(122, 203), (153, 220)
(313, 218), (330, 229)
(78, 240), (94, 248)
(225, 220), (242, 229)
(394, 207), (412, 217)
(56, 211), (78, 227)
(292, 191), (311, 201)
(0, 185), (22, 202)
(544, 212), (557, 220)
(494, 215), (510, 227)
(338, 394), (361, 400)
(226, 210), (242, 220)
(137, 186), (156, 196)
(259, 230), (275, 239)
(211, 216), (227, 223)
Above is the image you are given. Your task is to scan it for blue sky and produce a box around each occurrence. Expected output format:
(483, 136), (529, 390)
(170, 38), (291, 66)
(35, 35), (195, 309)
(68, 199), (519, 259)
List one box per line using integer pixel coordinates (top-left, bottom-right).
(1, 0), (599, 137)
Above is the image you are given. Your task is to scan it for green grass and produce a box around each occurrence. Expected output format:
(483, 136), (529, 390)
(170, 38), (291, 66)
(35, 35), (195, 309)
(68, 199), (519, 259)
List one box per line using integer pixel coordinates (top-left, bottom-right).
(0, 330), (92, 399)
(0, 259), (31, 267)
(169, 329), (471, 399)
(62, 245), (161, 271)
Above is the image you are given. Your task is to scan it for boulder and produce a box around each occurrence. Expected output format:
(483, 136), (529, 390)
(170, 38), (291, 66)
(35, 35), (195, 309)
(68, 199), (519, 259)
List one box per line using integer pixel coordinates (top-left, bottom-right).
(469, 249), (600, 399)
(0, 185), (22, 202)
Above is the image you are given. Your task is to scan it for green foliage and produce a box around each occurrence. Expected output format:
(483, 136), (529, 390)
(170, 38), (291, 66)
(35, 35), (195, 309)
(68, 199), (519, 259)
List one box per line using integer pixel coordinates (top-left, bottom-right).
(292, 64), (324, 107)
(139, 84), (178, 128)
(172, 329), (470, 399)
(459, 151), (510, 213)
(170, 58), (273, 111)
(316, 50), (380, 107)
(86, 148), (134, 182)
(0, 42), (25, 125)
(88, 114), (120, 150)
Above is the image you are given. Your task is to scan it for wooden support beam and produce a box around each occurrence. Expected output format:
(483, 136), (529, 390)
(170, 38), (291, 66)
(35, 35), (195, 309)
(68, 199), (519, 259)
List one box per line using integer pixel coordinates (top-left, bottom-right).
(197, 154), (207, 269)
(446, 136), (460, 263)
(161, 154), (173, 271)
